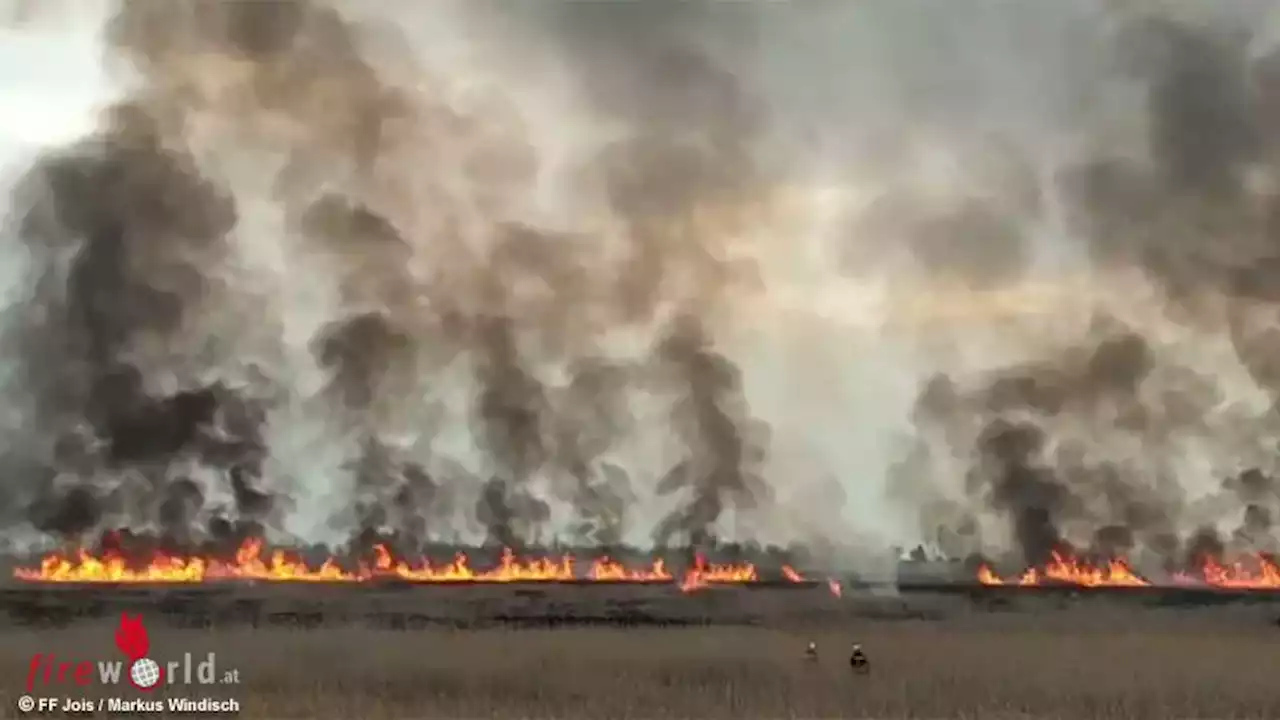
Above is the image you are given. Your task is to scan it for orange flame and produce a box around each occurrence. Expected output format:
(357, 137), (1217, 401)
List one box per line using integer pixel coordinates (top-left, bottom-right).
(13, 539), (354, 583)
(368, 546), (576, 582)
(12, 540), (807, 589)
(977, 552), (1280, 589)
(589, 557), (673, 582)
(677, 554), (760, 592)
(1173, 555), (1280, 589)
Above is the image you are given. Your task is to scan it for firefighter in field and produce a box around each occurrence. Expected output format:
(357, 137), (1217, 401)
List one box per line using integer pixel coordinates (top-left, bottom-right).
(804, 641), (818, 661)
(849, 643), (869, 674)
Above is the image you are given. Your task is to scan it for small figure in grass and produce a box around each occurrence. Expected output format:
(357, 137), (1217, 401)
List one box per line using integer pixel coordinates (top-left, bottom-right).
(849, 643), (869, 674)
(804, 641), (818, 662)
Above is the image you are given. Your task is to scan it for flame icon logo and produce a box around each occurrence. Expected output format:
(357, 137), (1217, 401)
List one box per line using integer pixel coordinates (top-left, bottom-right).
(114, 613), (162, 691)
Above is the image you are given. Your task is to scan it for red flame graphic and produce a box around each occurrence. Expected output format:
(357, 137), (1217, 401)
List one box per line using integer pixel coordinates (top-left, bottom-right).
(114, 613), (149, 660)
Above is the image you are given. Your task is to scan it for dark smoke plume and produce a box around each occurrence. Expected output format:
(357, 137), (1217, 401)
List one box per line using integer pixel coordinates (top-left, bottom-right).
(887, 8), (1280, 569)
(0, 0), (782, 553)
(3, 94), (281, 546)
(0, 0), (449, 548)
(521, 0), (769, 322)
(471, 315), (550, 548)
(650, 313), (771, 549)
(551, 357), (635, 546)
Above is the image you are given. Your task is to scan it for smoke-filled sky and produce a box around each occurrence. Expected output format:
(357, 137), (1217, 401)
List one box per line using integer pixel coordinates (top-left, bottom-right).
(2, 0), (1280, 571)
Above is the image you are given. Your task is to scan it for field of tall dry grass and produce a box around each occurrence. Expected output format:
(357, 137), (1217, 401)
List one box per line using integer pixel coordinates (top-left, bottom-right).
(2, 600), (1279, 720)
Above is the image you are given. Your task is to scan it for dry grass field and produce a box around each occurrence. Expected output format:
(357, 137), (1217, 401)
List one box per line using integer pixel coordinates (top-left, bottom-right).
(1, 589), (1278, 719)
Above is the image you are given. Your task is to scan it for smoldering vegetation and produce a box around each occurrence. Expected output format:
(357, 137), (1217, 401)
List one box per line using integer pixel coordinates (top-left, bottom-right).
(2, 1), (1280, 573)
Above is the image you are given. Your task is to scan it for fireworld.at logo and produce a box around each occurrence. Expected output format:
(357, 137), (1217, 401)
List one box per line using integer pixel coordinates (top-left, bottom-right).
(26, 613), (240, 692)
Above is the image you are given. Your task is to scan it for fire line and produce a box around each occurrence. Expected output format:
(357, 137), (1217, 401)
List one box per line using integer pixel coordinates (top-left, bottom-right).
(976, 551), (1280, 589)
(12, 539), (804, 591)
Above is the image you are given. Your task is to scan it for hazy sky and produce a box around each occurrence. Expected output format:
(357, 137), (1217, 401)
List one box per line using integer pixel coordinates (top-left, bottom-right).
(0, 8), (118, 146)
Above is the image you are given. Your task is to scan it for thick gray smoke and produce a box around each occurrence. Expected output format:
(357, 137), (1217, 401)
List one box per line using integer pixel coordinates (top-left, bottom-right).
(649, 312), (771, 551)
(550, 356), (633, 546)
(0, 0), (784, 553)
(4, 1), (1280, 569)
(888, 4), (1280, 570)
(5, 99), (269, 547)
